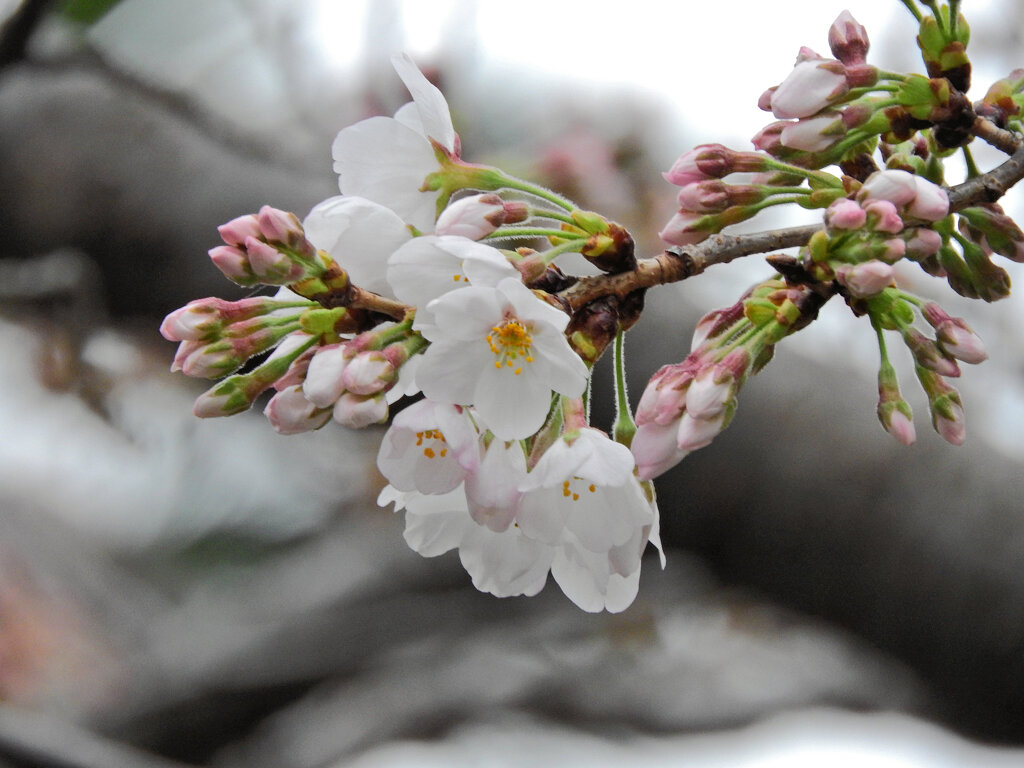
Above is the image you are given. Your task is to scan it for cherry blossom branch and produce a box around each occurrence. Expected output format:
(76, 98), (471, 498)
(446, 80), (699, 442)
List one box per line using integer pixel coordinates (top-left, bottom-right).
(563, 123), (1024, 311)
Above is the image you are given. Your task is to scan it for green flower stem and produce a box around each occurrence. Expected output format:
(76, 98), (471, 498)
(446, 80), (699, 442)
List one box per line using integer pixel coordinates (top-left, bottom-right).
(611, 330), (636, 447)
(962, 145), (980, 179)
(529, 209), (578, 226)
(761, 159), (844, 189)
(487, 171), (577, 212)
(539, 238), (591, 265)
(485, 227), (582, 241)
(899, 0), (924, 22)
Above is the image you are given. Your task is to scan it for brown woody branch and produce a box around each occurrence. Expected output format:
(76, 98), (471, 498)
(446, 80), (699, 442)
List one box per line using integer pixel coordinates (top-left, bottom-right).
(562, 119), (1024, 311)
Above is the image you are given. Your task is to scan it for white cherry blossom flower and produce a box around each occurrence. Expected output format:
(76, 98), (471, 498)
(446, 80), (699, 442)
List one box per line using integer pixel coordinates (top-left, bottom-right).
(387, 235), (518, 332)
(376, 399), (480, 495)
(332, 53), (458, 232)
(415, 277), (588, 440)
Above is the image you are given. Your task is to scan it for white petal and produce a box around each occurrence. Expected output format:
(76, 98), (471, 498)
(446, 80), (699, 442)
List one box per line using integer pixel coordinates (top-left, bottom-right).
(390, 52), (457, 153)
(416, 339), (489, 405)
(401, 488), (472, 557)
(303, 196), (411, 297)
(465, 440), (527, 532)
(332, 116), (439, 232)
(458, 525), (552, 597)
(473, 367), (553, 440)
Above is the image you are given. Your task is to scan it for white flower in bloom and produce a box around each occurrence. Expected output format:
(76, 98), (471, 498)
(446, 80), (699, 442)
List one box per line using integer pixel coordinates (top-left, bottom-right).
(376, 399), (480, 495)
(414, 277), (588, 440)
(381, 485), (552, 599)
(332, 53), (458, 232)
(516, 429), (654, 553)
(387, 235), (519, 332)
(303, 196), (413, 298)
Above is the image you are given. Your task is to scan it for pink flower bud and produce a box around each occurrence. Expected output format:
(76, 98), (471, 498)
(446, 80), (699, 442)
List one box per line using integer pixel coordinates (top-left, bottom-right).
(835, 261), (894, 297)
(217, 214), (262, 247)
(770, 59), (849, 120)
(193, 389), (234, 418)
(904, 228), (943, 259)
(863, 199), (904, 234)
(663, 144), (755, 186)
(264, 385), (332, 434)
(905, 329), (961, 377)
(333, 392), (388, 428)
(659, 210), (709, 247)
(878, 404), (916, 446)
(925, 309), (988, 365)
(825, 199), (867, 230)
(780, 113), (844, 152)
(685, 366), (734, 420)
(245, 237), (306, 283)
(257, 206), (305, 245)
(209, 245), (257, 286)
(829, 10), (870, 66)
(758, 87), (776, 112)
(170, 340), (203, 373)
(676, 412), (726, 452)
(676, 180), (731, 213)
(932, 399), (966, 446)
(635, 364), (695, 426)
(631, 421), (690, 481)
(751, 122), (787, 154)
(303, 343), (351, 408)
(435, 194), (507, 240)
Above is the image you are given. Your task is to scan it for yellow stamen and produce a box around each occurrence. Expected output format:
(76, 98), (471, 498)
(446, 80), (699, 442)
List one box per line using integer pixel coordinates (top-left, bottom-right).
(486, 317), (535, 376)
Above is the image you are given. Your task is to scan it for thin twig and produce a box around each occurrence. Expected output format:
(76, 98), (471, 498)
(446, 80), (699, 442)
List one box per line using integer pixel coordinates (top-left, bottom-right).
(563, 121), (1024, 310)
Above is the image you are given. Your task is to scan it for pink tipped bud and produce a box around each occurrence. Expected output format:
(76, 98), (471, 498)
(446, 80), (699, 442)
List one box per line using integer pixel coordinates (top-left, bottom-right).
(663, 144), (763, 186)
(264, 385), (332, 434)
(635, 364), (695, 426)
(880, 238), (907, 263)
(758, 87), (776, 112)
(217, 214), (262, 247)
(904, 228), (943, 259)
(257, 206), (305, 246)
(160, 296), (284, 342)
(878, 403), (916, 446)
(209, 245), (258, 286)
(933, 399), (966, 446)
(193, 389), (234, 418)
(676, 412), (727, 452)
(829, 10), (870, 66)
(171, 339), (203, 373)
(676, 180), (731, 213)
(631, 421), (690, 480)
(751, 121), (787, 154)
(826, 199), (867, 230)
(931, 318), (988, 365)
(333, 392), (388, 429)
(685, 366), (734, 420)
(659, 210), (710, 247)
(303, 343), (351, 408)
(435, 194), (509, 240)
(905, 329), (961, 377)
(244, 237), (307, 283)
(835, 261), (894, 297)
(863, 199), (905, 234)
(770, 59), (849, 120)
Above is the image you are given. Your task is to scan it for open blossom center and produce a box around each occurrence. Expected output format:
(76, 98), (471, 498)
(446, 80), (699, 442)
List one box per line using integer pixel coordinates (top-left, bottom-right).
(487, 318), (535, 374)
(561, 477), (598, 501)
(415, 429), (449, 459)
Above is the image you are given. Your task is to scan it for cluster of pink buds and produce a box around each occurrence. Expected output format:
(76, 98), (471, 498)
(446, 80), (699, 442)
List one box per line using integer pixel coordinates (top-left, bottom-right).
(630, 279), (811, 479)
(801, 169), (950, 299)
(266, 323), (425, 433)
(211, 206), (330, 287)
(864, 288), (986, 446)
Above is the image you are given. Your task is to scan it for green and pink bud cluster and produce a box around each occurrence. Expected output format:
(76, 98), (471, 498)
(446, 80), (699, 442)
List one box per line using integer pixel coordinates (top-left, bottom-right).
(210, 206), (328, 287)
(659, 144), (844, 247)
(801, 169), (950, 299)
(866, 288), (985, 446)
(630, 279), (811, 479)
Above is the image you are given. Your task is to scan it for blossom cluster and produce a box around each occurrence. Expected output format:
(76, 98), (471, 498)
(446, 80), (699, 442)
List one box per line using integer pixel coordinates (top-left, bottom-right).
(161, 54), (661, 612)
(162, 2), (1022, 613)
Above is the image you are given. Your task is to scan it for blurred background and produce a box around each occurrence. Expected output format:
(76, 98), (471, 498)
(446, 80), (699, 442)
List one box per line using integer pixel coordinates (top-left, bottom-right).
(2, 0), (1024, 766)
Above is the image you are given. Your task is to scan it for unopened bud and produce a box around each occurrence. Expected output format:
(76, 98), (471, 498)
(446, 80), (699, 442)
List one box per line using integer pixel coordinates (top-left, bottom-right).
(217, 214), (262, 247)
(264, 385), (332, 434)
(209, 245), (259, 286)
(829, 10), (870, 66)
(835, 261), (894, 298)
(333, 392), (388, 428)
